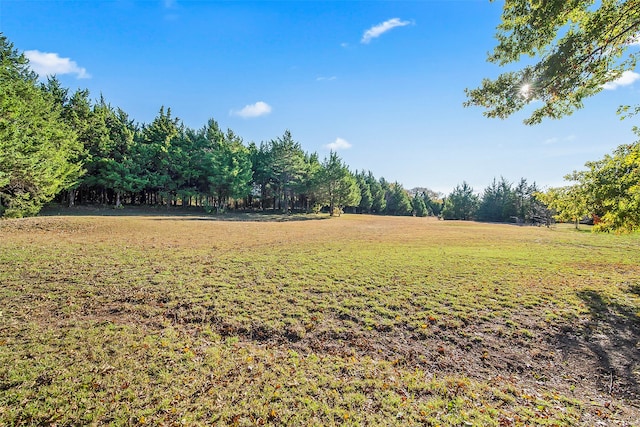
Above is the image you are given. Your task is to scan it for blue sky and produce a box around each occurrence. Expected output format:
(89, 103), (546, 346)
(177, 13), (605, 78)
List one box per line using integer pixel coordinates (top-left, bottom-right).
(2, 0), (639, 195)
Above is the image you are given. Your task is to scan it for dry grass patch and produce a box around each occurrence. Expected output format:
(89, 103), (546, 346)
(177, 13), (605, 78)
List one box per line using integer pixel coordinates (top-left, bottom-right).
(1, 214), (639, 425)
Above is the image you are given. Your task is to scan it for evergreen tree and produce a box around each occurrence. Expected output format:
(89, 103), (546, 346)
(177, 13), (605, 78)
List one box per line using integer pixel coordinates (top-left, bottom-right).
(72, 92), (116, 204)
(181, 126), (210, 206)
(385, 182), (413, 216)
(366, 172), (386, 214)
(356, 172), (373, 213)
(317, 151), (361, 216)
(412, 193), (428, 217)
(248, 141), (274, 210)
(477, 177), (517, 222)
(442, 182), (479, 220)
(513, 178), (549, 224)
(0, 35), (83, 217)
(514, 178), (531, 221)
(299, 152), (322, 213)
(100, 107), (141, 207)
(412, 188), (443, 217)
(267, 131), (307, 213)
(207, 128), (252, 211)
(138, 107), (181, 206)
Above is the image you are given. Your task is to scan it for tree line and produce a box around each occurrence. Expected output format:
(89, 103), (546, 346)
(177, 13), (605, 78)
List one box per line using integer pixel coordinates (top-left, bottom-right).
(440, 178), (552, 225)
(0, 34), (435, 218)
(3, 32), (638, 232)
(437, 149), (640, 233)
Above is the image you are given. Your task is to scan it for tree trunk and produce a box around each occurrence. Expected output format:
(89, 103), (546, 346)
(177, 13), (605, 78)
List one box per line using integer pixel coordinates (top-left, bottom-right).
(68, 189), (76, 207)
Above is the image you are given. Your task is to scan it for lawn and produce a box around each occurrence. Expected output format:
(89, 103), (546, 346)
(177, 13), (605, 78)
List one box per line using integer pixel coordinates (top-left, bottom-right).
(1, 213), (639, 426)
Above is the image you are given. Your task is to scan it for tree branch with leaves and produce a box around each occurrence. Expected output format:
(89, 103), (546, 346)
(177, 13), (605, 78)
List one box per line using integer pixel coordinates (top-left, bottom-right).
(465, 0), (640, 125)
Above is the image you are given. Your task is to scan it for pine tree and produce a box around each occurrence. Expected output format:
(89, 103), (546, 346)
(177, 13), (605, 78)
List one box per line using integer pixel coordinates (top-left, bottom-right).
(318, 152), (361, 216)
(207, 128), (252, 211)
(0, 34), (83, 217)
(267, 131), (307, 213)
(412, 193), (428, 217)
(356, 172), (373, 213)
(442, 182), (479, 220)
(385, 183), (413, 216)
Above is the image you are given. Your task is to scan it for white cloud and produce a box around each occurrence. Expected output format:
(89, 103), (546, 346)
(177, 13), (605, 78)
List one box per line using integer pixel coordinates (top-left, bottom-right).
(361, 18), (411, 44)
(316, 76), (337, 81)
(543, 134), (576, 145)
(230, 101), (272, 118)
(602, 70), (640, 90)
(325, 137), (352, 150)
(24, 50), (90, 79)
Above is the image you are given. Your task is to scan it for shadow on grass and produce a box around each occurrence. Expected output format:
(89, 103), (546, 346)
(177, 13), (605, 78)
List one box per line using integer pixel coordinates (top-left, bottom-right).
(556, 288), (640, 402)
(149, 214), (330, 222)
(40, 205), (330, 222)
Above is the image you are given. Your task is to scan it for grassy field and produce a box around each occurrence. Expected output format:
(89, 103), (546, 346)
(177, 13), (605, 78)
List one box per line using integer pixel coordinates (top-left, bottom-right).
(1, 213), (639, 426)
